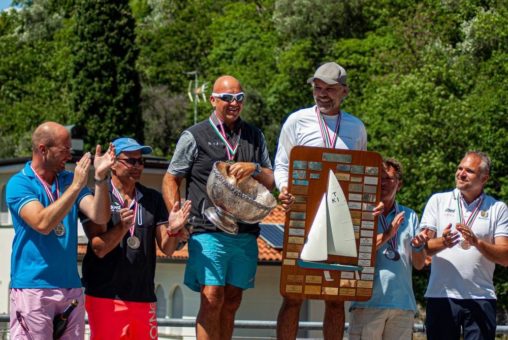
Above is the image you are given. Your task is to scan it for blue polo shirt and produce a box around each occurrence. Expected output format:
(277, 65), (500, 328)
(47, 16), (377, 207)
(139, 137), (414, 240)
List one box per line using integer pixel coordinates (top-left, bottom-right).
(6, 162), (91, 288)
(351, 203), (420, 312)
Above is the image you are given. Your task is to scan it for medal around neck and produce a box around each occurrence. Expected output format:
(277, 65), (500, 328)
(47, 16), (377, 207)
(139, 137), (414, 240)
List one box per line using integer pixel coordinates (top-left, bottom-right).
(204, 161), (277, 234)
(54, 223), (65, 237)
(384, 247), (400, 261)
(127, 236), (140, 249)
(460, 238), (471, 250)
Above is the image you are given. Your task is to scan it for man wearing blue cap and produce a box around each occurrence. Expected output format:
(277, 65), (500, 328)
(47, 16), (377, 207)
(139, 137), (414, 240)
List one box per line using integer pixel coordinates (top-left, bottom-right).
(81, 137), (191, 340)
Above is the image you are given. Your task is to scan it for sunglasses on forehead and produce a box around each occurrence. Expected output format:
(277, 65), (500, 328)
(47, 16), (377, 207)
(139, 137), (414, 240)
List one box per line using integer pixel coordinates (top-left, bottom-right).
(212, 92), (245, 103)
(117, 157), (144, 166)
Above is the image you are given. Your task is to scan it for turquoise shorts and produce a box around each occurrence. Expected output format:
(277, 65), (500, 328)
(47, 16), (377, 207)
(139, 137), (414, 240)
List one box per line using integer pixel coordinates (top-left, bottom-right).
(184, 232), (258, 292)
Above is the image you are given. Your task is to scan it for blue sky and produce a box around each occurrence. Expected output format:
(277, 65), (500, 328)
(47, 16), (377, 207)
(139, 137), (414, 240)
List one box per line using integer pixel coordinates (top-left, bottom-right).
(0, 0), (12, 11)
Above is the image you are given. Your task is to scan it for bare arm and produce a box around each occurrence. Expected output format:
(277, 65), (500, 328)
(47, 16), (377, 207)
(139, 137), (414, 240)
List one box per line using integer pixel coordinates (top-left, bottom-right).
(20, 153), (93, 235)
(162, 172), (183, 211)
(475, 237), (508, 266)
(84, 208), (133, 258)
(456, 223), (508, 266)
(79, 145), (115, 224)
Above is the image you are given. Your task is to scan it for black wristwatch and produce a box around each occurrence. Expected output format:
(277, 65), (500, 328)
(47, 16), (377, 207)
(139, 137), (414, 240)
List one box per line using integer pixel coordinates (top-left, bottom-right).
(252, 163), (262, 177)
(94, 175), (109, 185)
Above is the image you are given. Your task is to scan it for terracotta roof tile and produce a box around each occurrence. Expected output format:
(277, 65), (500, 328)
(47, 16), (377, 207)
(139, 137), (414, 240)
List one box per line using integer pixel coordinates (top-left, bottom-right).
(78, 206), (287, 263)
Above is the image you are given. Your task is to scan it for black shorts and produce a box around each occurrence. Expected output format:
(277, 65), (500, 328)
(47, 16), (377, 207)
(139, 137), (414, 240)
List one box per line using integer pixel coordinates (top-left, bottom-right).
(426, 297), (496, 340)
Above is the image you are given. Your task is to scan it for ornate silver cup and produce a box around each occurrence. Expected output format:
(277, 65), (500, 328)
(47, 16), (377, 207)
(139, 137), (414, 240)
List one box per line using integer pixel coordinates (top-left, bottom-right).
(205, 161), (277, 234)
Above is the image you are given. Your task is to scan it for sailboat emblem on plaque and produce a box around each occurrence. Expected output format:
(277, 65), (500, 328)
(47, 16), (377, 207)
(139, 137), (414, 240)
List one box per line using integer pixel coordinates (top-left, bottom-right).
(298, 170), (362, 272)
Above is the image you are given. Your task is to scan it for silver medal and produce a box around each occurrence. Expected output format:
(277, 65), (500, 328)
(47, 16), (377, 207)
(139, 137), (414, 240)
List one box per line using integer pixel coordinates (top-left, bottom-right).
(54, 223), (65, 236)
(127, 236), (140, 249)
(384, 247), (400, 261)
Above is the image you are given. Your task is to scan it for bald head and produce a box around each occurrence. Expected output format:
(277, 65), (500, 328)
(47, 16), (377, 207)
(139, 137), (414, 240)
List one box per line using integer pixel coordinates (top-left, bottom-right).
(32, 122), (69, 152)
(212, 75), (242, 93)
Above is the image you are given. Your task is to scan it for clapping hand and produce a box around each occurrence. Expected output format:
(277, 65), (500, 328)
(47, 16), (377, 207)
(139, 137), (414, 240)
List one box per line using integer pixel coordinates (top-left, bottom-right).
(167, 200), (192, 235)
(93, 143), (115, 180)
(119, 208), (134, 230)
(441, 223), (460, 248)
(411, 228), (432, 248)
(456, 223), (478, 247)
(72, 152), (93, 189)
(387, 211), (405, 238)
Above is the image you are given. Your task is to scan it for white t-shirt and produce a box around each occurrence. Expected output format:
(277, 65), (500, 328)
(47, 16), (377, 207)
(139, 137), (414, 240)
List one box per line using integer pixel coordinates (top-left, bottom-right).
(421, 189), (508, 299)
(274, 106), (367, 190)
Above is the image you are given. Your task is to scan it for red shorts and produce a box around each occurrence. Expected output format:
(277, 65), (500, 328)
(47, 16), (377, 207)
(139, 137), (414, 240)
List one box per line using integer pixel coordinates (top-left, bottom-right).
(85, 295), (158, 340)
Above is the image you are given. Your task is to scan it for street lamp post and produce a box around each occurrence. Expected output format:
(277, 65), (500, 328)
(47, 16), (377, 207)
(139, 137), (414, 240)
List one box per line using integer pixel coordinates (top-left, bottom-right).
(185, 71), (198, 125)
(185, 71), (207, 126)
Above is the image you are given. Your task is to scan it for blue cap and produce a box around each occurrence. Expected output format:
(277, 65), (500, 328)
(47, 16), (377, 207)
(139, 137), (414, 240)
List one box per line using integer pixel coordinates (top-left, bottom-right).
(112, 137), (153, 156)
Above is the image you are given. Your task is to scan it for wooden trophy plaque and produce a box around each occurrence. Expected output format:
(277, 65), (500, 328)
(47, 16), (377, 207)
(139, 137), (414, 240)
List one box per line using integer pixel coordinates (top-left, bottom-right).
(279, 146), (382, 301)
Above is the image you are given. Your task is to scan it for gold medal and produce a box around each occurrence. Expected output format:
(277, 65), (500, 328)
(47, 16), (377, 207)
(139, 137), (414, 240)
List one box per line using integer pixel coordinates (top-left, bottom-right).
(127, 236), (140, 249)
(54, 223), (65, 237)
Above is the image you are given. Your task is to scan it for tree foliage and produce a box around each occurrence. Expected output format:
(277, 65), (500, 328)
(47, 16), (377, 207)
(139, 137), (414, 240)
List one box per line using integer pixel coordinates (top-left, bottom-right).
(71, 0), (142, 148)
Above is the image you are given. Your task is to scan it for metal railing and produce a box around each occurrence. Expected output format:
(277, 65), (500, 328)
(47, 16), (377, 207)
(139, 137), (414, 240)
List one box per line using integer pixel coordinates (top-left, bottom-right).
(2, 314), (508, 335)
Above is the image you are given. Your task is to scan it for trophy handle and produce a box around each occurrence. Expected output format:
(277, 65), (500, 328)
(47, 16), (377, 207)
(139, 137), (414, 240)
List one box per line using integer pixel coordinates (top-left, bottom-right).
(204, 207), (239, 235)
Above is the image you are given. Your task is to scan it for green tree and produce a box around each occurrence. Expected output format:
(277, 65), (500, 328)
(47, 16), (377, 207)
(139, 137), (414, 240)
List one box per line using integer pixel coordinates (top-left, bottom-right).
(71, 0), (142, 149)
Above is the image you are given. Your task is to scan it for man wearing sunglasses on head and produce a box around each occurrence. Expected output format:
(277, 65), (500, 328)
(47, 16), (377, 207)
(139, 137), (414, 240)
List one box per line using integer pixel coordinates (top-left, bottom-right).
(81, 137), (191, 340)
(163, 75), (274, 340)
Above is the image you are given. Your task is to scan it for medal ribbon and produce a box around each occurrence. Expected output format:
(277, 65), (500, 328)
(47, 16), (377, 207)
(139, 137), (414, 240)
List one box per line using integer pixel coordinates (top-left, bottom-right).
(457, 193), (484, 228)
(111, 182), (139, 238)
(315, 107), (341, 148)
(208, 112), (241, 161)
(31, 165), (59, 203)
(379, 203), (399, 252)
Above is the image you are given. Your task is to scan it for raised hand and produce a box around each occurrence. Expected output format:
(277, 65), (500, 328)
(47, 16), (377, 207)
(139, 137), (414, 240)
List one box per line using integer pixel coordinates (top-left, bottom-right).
(93, 143), (115, 180)
(387, 211), (405, 238)
(456, 223), (478, 247)
(168, 200), (191, 234)
(411, 228), (431, 248)
(72, 152), (93, 190)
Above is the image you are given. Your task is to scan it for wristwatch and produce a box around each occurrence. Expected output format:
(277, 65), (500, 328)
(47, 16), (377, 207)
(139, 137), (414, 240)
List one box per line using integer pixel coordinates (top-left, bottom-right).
(252, 163), (262, 177)
(94, 175), (109, 185)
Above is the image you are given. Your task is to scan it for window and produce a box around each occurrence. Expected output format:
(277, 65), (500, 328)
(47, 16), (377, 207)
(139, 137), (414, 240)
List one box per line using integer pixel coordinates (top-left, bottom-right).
(170, 286), (183, 318)
(155, 285), (167, 318)
(0, 185), (11, 226)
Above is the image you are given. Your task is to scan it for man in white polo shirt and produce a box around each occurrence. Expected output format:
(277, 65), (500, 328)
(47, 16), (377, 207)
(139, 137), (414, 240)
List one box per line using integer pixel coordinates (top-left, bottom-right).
(421, 151), (508, 339)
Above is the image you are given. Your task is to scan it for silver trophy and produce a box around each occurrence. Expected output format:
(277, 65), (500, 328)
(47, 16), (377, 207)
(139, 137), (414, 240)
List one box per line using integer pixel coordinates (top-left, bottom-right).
(205, 161), (277, 234)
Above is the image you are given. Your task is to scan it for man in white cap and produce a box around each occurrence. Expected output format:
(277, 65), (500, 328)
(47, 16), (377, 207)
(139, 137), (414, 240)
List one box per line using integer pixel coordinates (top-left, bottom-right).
(274, 62), (369, 339)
